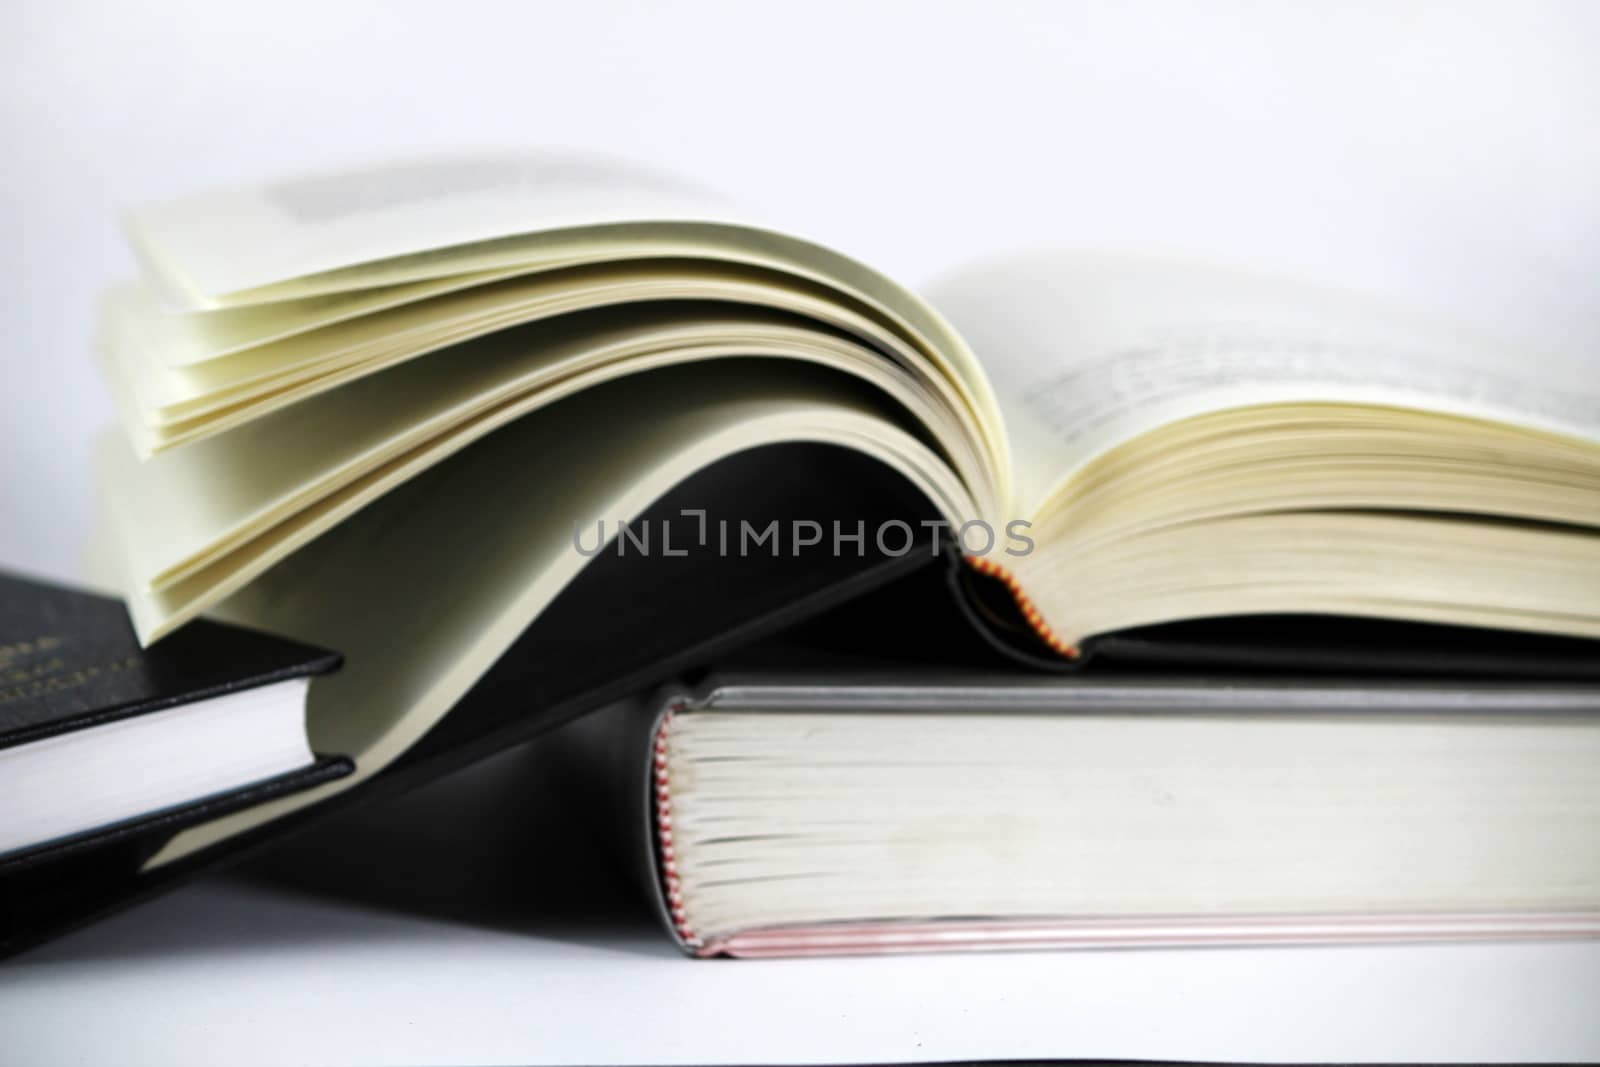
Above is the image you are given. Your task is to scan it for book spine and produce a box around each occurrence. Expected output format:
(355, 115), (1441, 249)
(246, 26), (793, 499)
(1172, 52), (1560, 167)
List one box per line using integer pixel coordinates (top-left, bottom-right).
(964, 554), (1082, 660)
(652, 701), (701, 951)
(641, 688), (704, 955)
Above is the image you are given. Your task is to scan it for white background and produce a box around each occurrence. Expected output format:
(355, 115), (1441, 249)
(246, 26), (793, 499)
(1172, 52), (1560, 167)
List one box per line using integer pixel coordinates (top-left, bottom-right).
(3, 2), (1600, 1063)
(2, 0), (1598, 583)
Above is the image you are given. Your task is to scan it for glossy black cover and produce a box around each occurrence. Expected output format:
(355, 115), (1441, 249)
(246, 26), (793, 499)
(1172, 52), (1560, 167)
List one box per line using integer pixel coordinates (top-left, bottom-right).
(0, 571), (350, 952)
(0, 570), (341, 749)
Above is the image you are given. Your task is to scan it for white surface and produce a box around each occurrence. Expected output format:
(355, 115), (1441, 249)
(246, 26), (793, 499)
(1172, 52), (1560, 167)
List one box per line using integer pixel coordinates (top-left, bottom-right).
(3, 0), (1599, 582)
(4, 3), (1600, 1063)
(5, 880), (1600, 1066)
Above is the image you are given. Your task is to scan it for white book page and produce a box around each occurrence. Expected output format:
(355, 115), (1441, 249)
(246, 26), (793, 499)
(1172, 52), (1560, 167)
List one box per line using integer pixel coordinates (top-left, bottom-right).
(126, 152), (750, 306)
(118, 155), (1010, 495)
(925, 248), (1600, 515)
(99, 308), (976, 610)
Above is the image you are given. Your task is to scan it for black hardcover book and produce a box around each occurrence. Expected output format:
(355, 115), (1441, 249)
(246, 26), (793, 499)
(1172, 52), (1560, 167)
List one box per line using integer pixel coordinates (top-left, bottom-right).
(0, 570), (341, 749)
(0, 572), (348, 923)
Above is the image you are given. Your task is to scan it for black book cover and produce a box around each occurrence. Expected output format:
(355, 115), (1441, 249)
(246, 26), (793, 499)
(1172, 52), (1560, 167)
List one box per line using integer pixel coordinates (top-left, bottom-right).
(0, 570), (341, 749)
(0, 570), (351, 944)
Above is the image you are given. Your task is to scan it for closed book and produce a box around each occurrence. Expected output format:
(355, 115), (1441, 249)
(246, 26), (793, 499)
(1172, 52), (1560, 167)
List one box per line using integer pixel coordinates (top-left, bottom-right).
(614, 656), (1600, 958)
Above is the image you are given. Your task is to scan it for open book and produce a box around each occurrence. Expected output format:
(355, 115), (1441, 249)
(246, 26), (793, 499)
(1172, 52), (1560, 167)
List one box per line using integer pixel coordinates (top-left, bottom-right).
(90, 152), (1600, 871)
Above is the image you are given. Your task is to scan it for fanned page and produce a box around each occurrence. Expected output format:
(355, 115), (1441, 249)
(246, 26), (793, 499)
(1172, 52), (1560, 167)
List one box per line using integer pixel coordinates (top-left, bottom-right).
(104, 154), (1014, 648)
(99, 303), (988, 642)
(118, 154), (1007, 487)
(127, 154), (748, 307)
(113, 228), (1005, 472)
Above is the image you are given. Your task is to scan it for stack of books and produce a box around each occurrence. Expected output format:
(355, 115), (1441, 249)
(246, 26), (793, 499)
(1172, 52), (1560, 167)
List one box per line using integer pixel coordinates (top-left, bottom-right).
(4, 153), (1598, 957)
